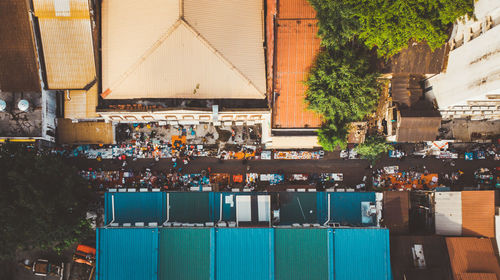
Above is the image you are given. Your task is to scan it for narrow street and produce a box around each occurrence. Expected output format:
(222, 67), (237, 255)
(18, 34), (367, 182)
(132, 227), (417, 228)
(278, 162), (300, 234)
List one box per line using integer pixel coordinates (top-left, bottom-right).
(68, 155), (499, 190)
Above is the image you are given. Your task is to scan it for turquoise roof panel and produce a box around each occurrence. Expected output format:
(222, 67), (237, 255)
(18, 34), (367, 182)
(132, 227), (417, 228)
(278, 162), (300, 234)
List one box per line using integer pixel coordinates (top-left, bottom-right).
(329, 192), (376, 226)
(333, 228), (392, 280)
(104, 192), (166, 224)
(96, 228), (158, 280)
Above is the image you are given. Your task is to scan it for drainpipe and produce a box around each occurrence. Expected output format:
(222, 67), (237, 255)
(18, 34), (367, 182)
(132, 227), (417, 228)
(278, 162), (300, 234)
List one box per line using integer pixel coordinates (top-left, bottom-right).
(165, 193), (170, 223)
(65, 90), (71, 101)
(109, 194), (115, 226)
(217, 193), (223, 224)
(323, 194), (331, 226)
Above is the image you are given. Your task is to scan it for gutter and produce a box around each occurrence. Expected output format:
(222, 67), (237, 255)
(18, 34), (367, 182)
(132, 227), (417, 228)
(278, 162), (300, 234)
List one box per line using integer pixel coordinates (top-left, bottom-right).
(323, 193), (331, 226)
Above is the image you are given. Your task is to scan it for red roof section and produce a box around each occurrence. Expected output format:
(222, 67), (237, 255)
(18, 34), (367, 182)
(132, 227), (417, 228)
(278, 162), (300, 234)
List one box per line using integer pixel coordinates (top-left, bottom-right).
(279, 0), (316, 19)
(274, 19), (322, 128)
(273, 0), (322, 128)
(266, 0), (277, 101)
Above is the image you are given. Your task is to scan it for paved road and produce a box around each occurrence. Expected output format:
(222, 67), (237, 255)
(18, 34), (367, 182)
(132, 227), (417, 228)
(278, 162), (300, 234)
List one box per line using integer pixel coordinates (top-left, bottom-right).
(68, 156), (499, 188)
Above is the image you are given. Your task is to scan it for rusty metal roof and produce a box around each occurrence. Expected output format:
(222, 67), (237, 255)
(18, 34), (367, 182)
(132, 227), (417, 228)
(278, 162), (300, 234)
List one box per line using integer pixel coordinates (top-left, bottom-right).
(273, 18), (322, 128)
(390, 235), (453, 280)
(0, 0), (41, 92)
(383, 191), (409, 234)
(384, 42), (448, 75)
(396, 115), (441, 142)
(446, 237), (500, 280)
(57, 118), (114, 144)
(461, 191), (495, 238)
(278, 0), (316, 19)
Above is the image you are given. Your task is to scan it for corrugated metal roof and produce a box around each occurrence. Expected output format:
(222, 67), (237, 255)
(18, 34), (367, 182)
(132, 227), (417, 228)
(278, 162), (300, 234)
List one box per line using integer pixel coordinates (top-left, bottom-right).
(278, 192), (318, 225)
(168, 192), (214, 223)
(383, 191), (410, 234)
(384, 42), (448, 75)
(329, 192), (376, 226)
(33, 0), (96, 89)
(278, 0), (316, 19)
(215, 228), (274, 280)
(65, 84), (98, 119)
(274, 18), (322, 128)
(0, 0), (41, 92)
(446, 237), (500, 280)
(56, 118), (113, 144)
(184, 0), (266, 94)
(397, 116), (441, 142)
(96, 228), (158, 280)
(435, 192), (463, 236)
(36, 18), (96, 89)
(104, 192), (166, 225)
(275, 228), (328, 280)
(102, 0), (266, 100)
(461, 191), (495, 238)
(33, 0), (89, 18)
(390, 235), (453, 280)
(333, 228), (392, 280)
(159, 228), (212, 280)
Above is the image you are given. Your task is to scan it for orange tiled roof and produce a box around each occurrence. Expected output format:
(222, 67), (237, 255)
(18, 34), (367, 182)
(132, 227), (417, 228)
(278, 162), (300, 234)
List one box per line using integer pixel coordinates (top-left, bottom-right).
(273, 18), (322, 128)
(279, 0), (316, 19)
(446, 237), (500, 280)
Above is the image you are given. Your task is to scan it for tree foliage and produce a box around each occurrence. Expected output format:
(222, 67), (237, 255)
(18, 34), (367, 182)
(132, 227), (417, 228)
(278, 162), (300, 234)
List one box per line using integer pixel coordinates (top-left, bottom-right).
(308, 0), (360, 50)
(355, 135), (394, 162)
(0, 144), (94, 260)
(305, 47), (380, 150)
(317, 122), (350, 151)
(309, 0), (474, 57)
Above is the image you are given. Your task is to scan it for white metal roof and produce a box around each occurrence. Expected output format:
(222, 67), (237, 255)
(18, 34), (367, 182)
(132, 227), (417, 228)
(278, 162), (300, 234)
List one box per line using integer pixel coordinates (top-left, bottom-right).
(102, 0), (266, 99)
(435, 192), (462, 236)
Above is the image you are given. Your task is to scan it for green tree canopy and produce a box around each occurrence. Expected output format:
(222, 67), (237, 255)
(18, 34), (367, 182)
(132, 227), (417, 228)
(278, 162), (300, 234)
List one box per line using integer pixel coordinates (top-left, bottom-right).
(308, 0), (360, 50)
(355, 135), (394, 163)
(305, 47), (380, 150)
(0, 144), (94, 260)
(309, 0), (474, 57)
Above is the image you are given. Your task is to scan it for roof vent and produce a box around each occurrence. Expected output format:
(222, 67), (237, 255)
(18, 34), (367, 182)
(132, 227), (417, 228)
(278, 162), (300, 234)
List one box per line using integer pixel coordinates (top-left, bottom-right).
(18, 99), (29, 112)
(412, 244), (427, 269)
(0, 99), (6, 112)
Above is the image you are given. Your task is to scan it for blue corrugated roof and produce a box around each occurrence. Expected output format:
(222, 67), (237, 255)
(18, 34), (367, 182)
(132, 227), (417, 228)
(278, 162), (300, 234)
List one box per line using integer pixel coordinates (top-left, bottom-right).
(333, 228), (392, 280)
(329, 192), (376, 226)
(215, 228), (274, 280)
(104, 192), (166, 224)
(96, 227), (392, 280)
(96, 228), (158, 280)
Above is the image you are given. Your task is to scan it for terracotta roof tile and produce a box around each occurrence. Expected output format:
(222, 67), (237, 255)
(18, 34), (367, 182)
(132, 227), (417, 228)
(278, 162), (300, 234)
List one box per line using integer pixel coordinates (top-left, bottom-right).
(273, 19), (322, 128)
(278, 0), (316, 19)
(446, 237), (500, 280)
